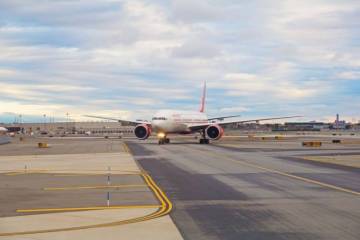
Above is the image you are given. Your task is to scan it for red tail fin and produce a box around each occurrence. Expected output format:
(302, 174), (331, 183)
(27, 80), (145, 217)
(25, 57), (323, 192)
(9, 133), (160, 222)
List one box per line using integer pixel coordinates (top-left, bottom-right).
(199, 82), (206, 113)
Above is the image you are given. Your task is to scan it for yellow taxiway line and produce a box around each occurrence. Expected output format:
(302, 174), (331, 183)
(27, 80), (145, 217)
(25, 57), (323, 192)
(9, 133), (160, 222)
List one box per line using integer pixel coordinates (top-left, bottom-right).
(52, 173), (105, 177)
(123, 143), (132, 154)
(5, 170), (143, 176)
(6, 170), (50, 176)
(193, 145), (360, 196)
(0, 172), (172, 236)
(0, 143), (171, 236)
(43, 184), (148, 191)
(301, 156), (360, 169)
(16, 205), (161, 213)
(226, 157), (360, 196)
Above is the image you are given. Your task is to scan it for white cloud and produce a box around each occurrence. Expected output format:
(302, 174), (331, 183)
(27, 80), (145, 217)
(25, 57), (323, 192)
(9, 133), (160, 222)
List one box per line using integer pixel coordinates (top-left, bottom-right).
(335, 71), (360, 80)
(0, 0), (359, 121)
(171, 0), (224, 23)
(0, 68), (16, 76)
(171, 40), (221, 59)
(0, 101), (68, 116)
(0, 82), (95, 103)
(216, 61), (327, 100)
(219, 107), (249, 113)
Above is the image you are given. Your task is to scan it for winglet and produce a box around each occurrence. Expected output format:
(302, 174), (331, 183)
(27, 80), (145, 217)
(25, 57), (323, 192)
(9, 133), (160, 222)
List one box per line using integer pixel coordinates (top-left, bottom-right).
(199, 81), (206, 113)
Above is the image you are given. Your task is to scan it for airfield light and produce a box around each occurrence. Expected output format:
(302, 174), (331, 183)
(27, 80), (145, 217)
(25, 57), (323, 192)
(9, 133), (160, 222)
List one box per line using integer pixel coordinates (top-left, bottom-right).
(157, 132), (165, 138)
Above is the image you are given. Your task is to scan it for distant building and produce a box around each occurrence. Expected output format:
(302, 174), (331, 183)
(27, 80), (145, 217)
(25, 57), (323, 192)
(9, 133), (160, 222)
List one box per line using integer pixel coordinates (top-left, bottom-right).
(353, 123), (360, 130)
(0, 122), (134, 136)
(332, 113), (346, 129)
(273, 122), (330, 131)
(233, 123), (272, 131)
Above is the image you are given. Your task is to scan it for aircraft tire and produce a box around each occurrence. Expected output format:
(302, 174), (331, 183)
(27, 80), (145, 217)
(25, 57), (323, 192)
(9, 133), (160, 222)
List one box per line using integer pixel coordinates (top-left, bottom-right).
(200, 139), (209, 144)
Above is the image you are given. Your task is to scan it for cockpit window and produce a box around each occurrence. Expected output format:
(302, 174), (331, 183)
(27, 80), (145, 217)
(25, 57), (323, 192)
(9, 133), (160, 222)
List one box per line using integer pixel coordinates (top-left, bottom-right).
(152, 117), (167, 120)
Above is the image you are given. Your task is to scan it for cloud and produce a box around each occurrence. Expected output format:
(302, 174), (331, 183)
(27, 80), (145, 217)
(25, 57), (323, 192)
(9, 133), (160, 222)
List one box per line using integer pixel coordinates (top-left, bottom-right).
(219, 107), (249, 113)
(0, 81), (95, 102)
(171, 40), (221, 59)
(0, 0), (359, 122)
(0, 101), (68, 117)
(336, 71), (360, 80)
(0, 68), (16, 76)
(216, 61), (329, 100)
(171, 0), (224, 23)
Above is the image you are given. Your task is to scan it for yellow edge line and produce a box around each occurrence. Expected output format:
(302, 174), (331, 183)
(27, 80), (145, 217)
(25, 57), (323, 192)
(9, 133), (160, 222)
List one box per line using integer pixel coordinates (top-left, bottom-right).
(52, 173), (141, 176)
(194, 146), (360, 196)
(5, 170), (142, 176)
(301, 156), (360, 169)
(53, 174), (106, 177)
(6, 170), (49, 176)
(123, 142), (133, 155)
(146, 172), (173, 215)
(124, 143), (172, 215)
(43, 184), (148, 191)
(0, 172), (172, 236)
(229, 159), (360, 196)
(17, 205), (161, 213)
(123, 143), (129, 154)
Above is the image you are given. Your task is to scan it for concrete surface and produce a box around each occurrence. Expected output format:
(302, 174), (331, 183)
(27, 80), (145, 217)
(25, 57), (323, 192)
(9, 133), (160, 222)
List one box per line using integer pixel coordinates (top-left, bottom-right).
(2, 214), (182, 240)
(0, 152), (139, 174)
(0, 208), (157, 232)
(0, 138), (183, 240)
(0, 137), (124, 156)
(0, 172), (156, 217)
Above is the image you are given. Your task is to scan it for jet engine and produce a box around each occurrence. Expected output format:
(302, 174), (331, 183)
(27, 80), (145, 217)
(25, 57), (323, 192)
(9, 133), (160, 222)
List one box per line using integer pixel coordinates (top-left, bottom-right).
(134, 124), (152, 140)
(206, 124), (224, 140)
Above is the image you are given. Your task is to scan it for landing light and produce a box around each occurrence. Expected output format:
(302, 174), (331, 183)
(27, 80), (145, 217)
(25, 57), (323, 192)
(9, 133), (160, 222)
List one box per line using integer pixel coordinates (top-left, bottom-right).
(157, 132), (165, 138)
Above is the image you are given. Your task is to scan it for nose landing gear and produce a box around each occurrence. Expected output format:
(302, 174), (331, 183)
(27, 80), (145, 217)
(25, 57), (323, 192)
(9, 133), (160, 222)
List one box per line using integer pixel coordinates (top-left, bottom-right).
(158, 137), (170, 145)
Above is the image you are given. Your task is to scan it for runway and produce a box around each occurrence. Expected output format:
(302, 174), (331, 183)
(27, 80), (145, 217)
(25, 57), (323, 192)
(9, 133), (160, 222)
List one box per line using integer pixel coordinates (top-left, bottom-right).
(128, 140), (360, 240)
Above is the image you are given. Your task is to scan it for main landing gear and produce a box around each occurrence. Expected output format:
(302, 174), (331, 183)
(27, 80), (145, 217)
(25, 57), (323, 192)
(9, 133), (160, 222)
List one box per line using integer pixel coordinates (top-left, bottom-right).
(199, 129), (210, 144)
(158, 137), (170, 145)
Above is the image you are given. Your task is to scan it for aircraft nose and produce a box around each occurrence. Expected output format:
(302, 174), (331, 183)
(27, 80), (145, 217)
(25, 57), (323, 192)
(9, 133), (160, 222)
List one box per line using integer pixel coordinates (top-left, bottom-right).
(152, 120), (160, 131)
(152, 120), (167, 132)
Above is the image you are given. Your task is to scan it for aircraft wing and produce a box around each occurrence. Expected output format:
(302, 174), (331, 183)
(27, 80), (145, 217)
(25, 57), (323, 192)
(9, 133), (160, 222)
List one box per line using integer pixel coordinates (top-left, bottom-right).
(83, 115), (150, 125)
(207, 115), (241, 121)
(189, 116), (302, 132)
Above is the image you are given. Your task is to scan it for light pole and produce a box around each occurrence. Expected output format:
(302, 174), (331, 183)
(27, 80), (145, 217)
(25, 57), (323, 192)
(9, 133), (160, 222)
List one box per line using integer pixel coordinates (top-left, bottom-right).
(19, 114), (22, 134)
(66, 112), (69, 134)
(43, 114), (47, 132)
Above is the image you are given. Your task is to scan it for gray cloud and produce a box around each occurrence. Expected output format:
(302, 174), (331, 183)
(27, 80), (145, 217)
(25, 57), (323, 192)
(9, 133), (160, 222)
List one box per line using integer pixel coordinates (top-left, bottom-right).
(171, 40), (221, 58)
(0, 0), (359, 122)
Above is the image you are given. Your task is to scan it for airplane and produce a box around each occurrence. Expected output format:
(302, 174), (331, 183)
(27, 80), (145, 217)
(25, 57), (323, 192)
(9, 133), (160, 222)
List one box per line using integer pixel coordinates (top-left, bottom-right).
(85, 82), (301, 144)
(0, 127), (11, 145)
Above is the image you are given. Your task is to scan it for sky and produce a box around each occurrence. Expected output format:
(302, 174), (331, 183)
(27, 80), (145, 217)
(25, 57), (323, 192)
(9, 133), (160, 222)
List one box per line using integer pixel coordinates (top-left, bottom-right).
(0, 0), (359, 123)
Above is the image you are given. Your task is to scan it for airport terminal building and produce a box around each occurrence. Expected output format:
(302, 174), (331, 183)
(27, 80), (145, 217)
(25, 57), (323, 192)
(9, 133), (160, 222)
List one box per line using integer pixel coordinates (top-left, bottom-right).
(0, 122), (134, 137)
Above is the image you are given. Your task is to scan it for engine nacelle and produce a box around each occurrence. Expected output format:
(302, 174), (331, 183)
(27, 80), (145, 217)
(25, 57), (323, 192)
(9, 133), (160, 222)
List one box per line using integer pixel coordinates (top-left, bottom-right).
(206, 124), (224, 140)
(134, 124), (152, 140)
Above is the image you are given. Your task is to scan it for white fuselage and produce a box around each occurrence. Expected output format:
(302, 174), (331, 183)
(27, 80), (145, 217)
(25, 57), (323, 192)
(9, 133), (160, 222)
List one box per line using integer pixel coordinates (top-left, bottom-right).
(151, 110), (208, 134)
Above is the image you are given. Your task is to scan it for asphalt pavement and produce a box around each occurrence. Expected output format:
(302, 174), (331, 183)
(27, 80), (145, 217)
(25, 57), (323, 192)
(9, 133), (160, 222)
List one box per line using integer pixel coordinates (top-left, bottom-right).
(128, 139), (360, 240)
